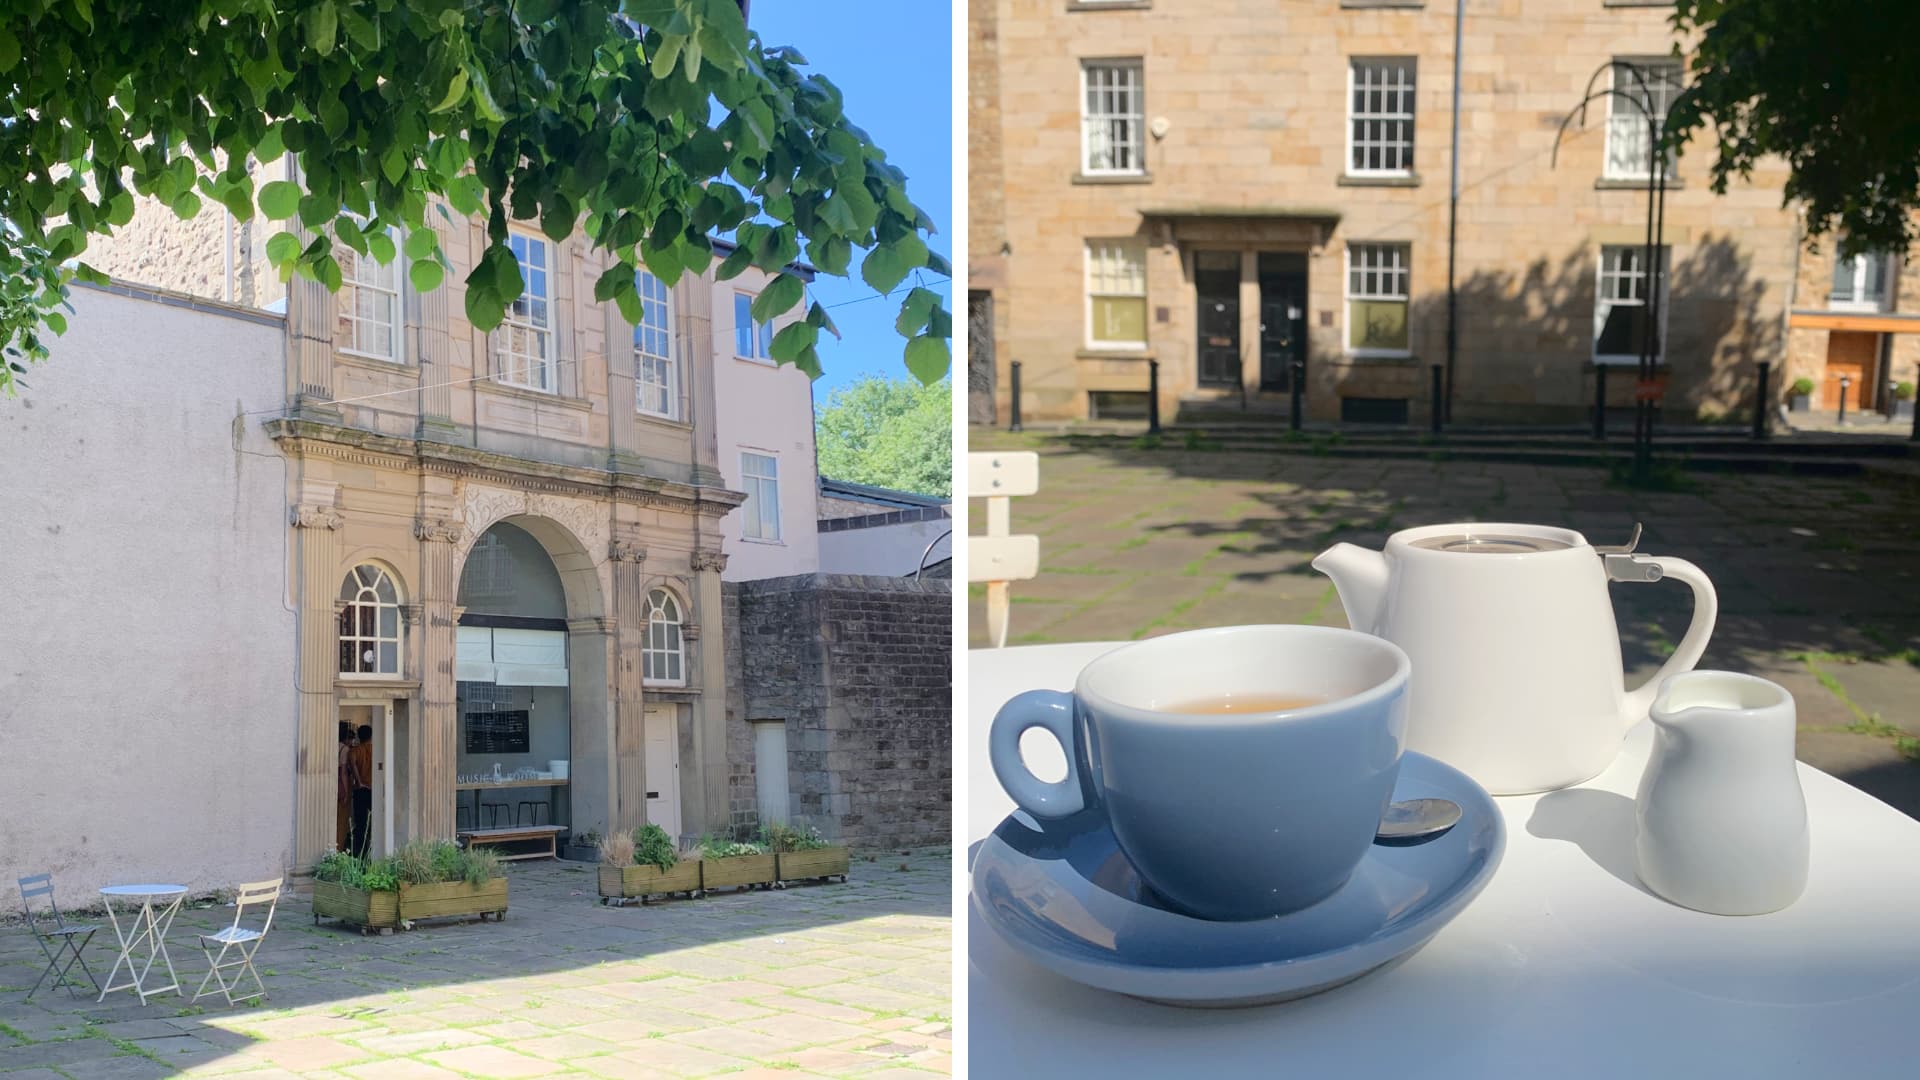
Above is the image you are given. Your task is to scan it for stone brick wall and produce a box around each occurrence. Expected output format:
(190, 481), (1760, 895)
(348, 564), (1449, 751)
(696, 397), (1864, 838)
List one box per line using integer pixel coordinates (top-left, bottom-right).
(723, 574), (951, 852)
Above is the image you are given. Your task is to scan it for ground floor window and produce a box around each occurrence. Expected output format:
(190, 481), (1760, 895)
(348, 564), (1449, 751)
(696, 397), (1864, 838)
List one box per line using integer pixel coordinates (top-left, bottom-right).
(454, 625), (572, 836)
(1594, 244), (1668, 363)
(1346, 243), (1411, 356)
(1086, 239), (1147, 349)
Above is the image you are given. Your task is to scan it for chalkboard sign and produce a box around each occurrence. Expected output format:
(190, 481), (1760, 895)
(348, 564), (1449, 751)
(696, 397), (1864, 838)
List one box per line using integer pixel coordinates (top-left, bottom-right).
(465, 709), (530, 754)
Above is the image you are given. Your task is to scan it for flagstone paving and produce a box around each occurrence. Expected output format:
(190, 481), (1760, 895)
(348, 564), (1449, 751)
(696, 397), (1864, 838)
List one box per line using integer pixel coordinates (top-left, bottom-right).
(0, 852), (949, 1078)
(968, 431), (1920, 817)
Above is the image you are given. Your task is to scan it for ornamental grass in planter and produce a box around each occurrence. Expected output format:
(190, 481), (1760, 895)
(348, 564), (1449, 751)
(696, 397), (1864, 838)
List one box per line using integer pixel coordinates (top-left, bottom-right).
(312, 842), (507, 932)
(598, 825), (703, 904)
(762, 822), (850, 884)
(697, 835), (776, 892)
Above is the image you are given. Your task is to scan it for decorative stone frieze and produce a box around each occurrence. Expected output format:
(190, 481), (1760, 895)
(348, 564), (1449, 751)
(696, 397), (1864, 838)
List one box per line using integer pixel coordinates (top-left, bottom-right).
(290, 504), (343, 530)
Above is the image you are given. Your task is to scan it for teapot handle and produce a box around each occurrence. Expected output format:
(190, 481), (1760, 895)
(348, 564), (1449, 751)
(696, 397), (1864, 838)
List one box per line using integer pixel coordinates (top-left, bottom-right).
(1616, 556), (1719, 731)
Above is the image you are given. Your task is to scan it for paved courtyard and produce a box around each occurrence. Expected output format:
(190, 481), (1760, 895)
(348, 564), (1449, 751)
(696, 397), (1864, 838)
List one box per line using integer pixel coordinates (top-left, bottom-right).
(969, 431), (1920, 816)
(0, 853), (950, 1079)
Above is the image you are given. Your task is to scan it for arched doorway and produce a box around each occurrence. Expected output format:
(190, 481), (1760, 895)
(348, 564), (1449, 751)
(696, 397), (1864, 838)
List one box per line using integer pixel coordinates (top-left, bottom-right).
(451, 516), (611, 853)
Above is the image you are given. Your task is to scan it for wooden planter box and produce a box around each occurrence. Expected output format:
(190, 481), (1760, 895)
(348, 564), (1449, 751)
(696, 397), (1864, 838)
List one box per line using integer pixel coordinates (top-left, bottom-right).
(312, 878), (508, 930)
(598, 860), (703, 903)
(312, 881), (398, 929)
(700, 853), (775, 891)
(776, 848), (850, 884)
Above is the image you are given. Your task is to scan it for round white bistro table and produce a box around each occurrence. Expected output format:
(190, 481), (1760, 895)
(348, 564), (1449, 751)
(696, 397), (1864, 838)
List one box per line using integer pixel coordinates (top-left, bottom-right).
(96, 884), (187, 1004)
(969, 643), (1920, 1078)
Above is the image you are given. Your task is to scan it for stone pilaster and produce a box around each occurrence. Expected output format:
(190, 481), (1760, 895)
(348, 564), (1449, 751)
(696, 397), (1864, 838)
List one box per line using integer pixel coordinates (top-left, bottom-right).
(609, 538), (650, 832)
(608, 302), (640, 465)
(288, 275), (339, 417)
(690, 549), (731, 835)
(415, 234), (461, 441)
(292, 502), (343, 871)
(683, 277), (725, 487)
(414, 516), (465, 842)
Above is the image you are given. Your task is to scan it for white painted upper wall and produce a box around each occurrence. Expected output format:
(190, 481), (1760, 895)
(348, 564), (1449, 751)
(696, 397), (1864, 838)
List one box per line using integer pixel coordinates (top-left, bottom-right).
(0, 287), (295, 911)
(710, 268), (821, 582)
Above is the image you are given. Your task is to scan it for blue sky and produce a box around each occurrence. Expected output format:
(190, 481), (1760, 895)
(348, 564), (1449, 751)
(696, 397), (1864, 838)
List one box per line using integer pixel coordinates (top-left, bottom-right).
(748, 2), (954, 399)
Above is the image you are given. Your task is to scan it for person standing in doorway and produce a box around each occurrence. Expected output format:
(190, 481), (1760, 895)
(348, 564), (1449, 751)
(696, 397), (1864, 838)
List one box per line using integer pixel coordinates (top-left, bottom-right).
(337, 722), (354, 852)
(350, 724), (374, 858)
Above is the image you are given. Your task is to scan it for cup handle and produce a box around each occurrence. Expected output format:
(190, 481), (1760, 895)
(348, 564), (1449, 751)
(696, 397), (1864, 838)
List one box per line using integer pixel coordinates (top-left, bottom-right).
(988, 689), (1085, 819)
(1616, 555), (1718, 729)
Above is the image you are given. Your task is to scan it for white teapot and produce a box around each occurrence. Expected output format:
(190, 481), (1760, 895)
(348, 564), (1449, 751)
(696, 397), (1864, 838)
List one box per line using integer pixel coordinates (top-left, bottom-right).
(1312, 523), (1716, 794)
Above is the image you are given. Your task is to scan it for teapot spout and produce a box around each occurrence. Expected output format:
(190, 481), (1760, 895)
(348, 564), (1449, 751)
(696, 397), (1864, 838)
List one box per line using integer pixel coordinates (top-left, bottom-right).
(1311, 543), (1390, 634)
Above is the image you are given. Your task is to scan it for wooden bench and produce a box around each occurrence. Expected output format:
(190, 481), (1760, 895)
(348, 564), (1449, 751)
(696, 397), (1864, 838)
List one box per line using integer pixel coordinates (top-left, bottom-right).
(458, 825), (563, 861)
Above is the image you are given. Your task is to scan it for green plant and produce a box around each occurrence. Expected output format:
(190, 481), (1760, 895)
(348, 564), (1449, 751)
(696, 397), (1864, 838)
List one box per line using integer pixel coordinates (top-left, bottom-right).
(361, 858), (401, 892)
(1896, 381), (1915, 401)
(758, 822), (829, 853)
(574, 829), (604, 849)
(1789, 376), (1816, 397)
(312, 850), (359, 886)
(599, 831), (636, 868)
(699, 835), (766, 859)
(460, 846), (502, 886)
(632, 824), (679, 871)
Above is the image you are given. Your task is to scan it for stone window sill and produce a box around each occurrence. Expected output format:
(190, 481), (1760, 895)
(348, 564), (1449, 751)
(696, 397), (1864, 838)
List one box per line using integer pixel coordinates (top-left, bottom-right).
(1343, 352), (1420, 366)
(1068, 0), (1150, 8)
(1339, 173), (1422, 188)
(1341, 0), (1424, 7)
(1074, 171), (1153, 186)
(334, 351), (414, 376)
(1595, 176), (1686, 191)
(1076, 349), (1155, 361)
(476, 379), (595, 413)
(1602, 0), (1674, 6)
(636, 410), (693, 431)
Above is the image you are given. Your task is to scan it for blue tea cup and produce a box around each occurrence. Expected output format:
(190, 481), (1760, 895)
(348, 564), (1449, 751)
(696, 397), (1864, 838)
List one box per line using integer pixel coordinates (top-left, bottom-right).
(990, 625), (1410, 921)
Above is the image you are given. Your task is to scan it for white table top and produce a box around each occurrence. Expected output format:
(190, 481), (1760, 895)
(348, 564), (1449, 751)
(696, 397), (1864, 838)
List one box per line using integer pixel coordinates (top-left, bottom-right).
(969, 643), (1920, 1078)
(98, 885), (186, 897)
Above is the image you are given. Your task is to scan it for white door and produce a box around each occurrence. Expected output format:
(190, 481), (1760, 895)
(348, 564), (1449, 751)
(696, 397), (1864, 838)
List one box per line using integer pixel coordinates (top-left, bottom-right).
(644, 706), (682, 840)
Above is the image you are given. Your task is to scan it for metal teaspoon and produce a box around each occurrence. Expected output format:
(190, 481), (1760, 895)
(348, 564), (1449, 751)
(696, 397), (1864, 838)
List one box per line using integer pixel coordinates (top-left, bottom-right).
(1375, 798), (1463, 845)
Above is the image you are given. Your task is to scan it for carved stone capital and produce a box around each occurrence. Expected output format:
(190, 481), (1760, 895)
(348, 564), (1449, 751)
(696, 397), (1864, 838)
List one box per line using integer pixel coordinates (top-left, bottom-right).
(291, 504), (343, 530)
(413, 517), (466, 544)
(608, 540), (648, 563)
(401, 603), (424, 627)
(690, 550), (729, 573)
(568, 615), (616, 635)
(681, 621), (702, 642)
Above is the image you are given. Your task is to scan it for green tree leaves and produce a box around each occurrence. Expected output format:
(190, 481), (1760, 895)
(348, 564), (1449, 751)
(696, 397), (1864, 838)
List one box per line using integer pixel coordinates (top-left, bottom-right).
(0, 0), (949, 397)
(814, 375), (952, 498)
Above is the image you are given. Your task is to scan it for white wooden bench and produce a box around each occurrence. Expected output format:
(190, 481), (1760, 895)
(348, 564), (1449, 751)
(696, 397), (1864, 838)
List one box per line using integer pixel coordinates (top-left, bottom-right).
(968, 451), (1041, 648)
(458, 825), (563, 861)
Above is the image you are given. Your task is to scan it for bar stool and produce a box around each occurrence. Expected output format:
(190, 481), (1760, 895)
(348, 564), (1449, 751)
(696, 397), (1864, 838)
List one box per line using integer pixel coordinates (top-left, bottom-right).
(480, 802), (509, 827)
(515, 801), (548, 826)
(456, 804), (474, 831)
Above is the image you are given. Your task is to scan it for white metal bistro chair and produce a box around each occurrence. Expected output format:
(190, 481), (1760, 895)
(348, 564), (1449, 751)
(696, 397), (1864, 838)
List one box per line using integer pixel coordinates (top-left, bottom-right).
(17, 874), (100, 999)
(192, 878), (282, 1006)
(968, 451), (1041, 648)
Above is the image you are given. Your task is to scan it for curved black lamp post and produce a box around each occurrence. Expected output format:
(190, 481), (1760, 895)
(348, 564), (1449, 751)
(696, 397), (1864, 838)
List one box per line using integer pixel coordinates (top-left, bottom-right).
(1551, 60), (1676, 480)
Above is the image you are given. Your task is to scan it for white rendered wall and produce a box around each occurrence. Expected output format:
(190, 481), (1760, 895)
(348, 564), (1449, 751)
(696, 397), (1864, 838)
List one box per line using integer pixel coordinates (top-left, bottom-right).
(0, 287), (295, 911)
(710, 268), (821, 581)
(818, 518), (955, 577)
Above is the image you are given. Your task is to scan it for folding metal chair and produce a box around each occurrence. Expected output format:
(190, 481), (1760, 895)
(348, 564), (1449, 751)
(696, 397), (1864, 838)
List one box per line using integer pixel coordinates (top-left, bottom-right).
(17, 874), (100, 999)
(191, 878), (282, 1006)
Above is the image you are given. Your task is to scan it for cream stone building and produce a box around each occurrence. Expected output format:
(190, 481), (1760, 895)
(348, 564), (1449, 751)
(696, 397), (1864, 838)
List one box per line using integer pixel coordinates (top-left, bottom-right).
(79, 177), (815, 873)
(969, 0), (1918, 426)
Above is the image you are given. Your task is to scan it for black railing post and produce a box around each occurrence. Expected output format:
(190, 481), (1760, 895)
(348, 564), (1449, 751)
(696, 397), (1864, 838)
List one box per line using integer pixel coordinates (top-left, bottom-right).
(1593, 364), (1608, 441)
(1752, 361), (1770, 440)
(1147, 360), (1162, 435)
(1289, 361), (1305, 432)
(1009, 360), (1024, 432)
(1837, 375), (1850, 426)
(1430, 364), (1444, 435)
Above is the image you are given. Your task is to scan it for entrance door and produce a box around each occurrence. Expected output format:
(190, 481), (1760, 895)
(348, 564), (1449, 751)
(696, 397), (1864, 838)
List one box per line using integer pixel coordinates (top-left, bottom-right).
(1258, 253), (1308, 392)
(338, 702), (395, 858)
(643, 706), (682, 840)
(1195, 252), (1241, 387)
(1825, 331), (1879, 411)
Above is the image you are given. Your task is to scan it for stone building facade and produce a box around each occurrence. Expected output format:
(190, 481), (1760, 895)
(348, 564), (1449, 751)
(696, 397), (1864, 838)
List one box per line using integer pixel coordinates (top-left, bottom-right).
(1782, 233), (1920, 414)
(81, 169), (828, 870)
(967, 0), (1913, 426)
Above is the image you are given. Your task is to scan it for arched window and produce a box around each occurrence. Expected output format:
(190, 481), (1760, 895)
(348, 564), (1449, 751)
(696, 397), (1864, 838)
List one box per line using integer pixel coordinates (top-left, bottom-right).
(339, 564), (403, 676)
(642, 589), (685, 686)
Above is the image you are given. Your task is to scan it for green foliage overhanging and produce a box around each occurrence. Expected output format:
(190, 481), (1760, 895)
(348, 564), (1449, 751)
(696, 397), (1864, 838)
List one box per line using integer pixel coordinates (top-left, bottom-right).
(0, 0), (951, 395)
(1670, 0), (1920, 256)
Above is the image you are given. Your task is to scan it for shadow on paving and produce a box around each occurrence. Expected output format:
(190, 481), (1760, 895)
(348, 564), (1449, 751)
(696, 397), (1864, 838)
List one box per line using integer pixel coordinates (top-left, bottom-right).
(967, 431), (1920, 821)
(0, 852), (951, 1078)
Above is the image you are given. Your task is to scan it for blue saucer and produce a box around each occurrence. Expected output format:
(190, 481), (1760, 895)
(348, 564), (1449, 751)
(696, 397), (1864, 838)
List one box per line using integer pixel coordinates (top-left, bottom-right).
(970, 750), (1505, 1007)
